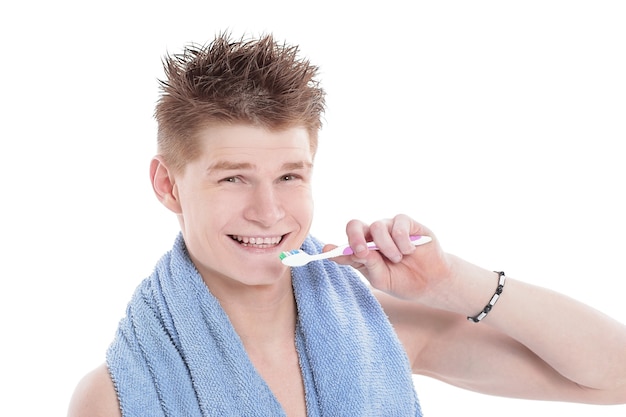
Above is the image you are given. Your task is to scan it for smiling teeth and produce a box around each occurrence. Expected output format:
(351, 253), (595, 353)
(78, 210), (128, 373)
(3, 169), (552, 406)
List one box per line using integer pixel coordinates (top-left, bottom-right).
(231, 235), (282, 247)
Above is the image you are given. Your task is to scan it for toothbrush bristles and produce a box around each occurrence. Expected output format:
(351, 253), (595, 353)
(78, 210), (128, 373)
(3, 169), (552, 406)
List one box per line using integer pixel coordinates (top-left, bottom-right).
(279, 250), (300, 260)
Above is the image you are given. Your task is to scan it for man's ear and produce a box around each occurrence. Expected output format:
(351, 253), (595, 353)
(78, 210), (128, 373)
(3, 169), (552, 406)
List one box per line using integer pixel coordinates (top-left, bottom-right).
(150, 156), (182, 214)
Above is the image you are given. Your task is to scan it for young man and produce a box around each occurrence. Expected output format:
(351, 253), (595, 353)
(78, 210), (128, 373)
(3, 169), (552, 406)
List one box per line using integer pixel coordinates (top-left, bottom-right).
(68, 33), (626, 417)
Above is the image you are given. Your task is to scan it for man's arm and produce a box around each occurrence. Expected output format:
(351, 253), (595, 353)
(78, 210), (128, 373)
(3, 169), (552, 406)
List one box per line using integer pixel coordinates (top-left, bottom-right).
(67, 363), (121, 417)
(376, 261), (626, 405)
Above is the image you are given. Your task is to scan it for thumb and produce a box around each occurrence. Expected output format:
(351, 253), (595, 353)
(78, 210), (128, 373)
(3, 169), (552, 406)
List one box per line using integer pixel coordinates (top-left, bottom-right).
(322, 244), (338, 253)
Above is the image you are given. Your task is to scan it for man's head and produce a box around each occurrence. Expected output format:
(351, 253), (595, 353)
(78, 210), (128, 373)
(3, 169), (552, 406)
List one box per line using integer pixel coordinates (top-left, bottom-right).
(154, 32), (326, 174)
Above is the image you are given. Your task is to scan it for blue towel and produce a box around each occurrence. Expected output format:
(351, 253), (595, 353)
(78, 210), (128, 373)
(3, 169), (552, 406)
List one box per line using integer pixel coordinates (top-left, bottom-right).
(107, 233), (422, 416)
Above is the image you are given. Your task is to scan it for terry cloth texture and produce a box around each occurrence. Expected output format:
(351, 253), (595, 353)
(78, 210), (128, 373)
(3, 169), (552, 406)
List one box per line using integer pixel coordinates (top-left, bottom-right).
(106, 233), (422, 416)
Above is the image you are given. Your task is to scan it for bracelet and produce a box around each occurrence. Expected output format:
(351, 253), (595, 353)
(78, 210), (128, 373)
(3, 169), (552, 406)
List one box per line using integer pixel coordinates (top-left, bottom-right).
(467, 271), (506, 323)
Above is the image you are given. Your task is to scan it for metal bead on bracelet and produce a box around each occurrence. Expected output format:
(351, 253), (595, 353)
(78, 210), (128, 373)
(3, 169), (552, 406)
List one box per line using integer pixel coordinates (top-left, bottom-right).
(467, 271), (506, 323)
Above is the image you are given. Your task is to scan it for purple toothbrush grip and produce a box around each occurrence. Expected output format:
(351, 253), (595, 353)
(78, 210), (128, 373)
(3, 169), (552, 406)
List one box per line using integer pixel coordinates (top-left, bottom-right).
(341, 246), (356, 255)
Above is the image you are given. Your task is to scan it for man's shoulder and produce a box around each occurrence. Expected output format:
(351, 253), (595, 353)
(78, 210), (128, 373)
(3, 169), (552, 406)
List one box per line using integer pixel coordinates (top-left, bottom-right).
(67, 363), (121, 417)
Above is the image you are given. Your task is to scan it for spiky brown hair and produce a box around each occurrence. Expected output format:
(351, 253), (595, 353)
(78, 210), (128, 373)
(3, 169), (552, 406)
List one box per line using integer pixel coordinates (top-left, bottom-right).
(154, 32), (326, 173)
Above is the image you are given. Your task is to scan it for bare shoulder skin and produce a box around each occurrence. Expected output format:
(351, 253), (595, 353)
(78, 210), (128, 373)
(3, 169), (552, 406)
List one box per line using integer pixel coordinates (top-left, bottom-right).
(67, 363), (121, 417)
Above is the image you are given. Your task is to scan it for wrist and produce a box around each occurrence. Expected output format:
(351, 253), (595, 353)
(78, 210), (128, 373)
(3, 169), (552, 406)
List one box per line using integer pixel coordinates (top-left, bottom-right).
(467, 271), (506, 323)
(422, 255), (505, 319)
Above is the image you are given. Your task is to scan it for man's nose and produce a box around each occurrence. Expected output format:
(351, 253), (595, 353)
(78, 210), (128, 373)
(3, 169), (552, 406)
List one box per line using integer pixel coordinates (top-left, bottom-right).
(243, 183), (285, 226)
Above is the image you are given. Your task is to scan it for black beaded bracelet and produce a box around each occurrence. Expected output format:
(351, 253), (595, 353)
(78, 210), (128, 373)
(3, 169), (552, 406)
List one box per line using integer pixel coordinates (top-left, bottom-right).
(467, 271), (506, 323)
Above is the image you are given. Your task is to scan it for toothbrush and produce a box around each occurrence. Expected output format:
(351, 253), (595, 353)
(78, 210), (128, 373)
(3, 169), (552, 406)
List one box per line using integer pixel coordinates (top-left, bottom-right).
(279, 235), (432, 267)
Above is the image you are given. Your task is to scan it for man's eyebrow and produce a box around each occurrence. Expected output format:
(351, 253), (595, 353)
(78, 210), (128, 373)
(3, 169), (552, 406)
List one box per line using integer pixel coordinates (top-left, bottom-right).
(207, 160), (312, 172)
(281, 161), (313, 171)
(207, 161), (254, 172)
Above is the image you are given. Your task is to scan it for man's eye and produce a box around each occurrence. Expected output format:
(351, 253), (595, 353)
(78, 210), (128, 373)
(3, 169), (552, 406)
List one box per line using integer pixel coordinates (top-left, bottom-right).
(221, 177), (240, 183)
(281, 174), (297, 181)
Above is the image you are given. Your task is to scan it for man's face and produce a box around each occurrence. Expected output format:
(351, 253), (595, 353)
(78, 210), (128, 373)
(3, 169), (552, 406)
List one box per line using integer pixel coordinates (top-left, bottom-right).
(171, 124), (314, 288)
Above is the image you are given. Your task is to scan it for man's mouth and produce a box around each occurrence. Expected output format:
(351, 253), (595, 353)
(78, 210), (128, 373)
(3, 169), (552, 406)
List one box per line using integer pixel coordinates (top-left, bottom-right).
(229, 235), (284, 248)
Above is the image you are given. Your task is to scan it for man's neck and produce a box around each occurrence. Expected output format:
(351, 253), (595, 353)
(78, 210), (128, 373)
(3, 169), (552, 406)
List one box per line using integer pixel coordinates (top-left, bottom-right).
(208, 276), (298, 348)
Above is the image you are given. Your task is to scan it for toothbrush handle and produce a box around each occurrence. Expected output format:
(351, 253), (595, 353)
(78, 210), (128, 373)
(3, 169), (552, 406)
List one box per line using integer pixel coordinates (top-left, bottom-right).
(340, 235), (431, 255)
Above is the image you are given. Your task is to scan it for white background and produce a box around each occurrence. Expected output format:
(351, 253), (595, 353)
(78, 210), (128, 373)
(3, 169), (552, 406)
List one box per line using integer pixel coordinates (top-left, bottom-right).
(1, 1), (625, 415)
